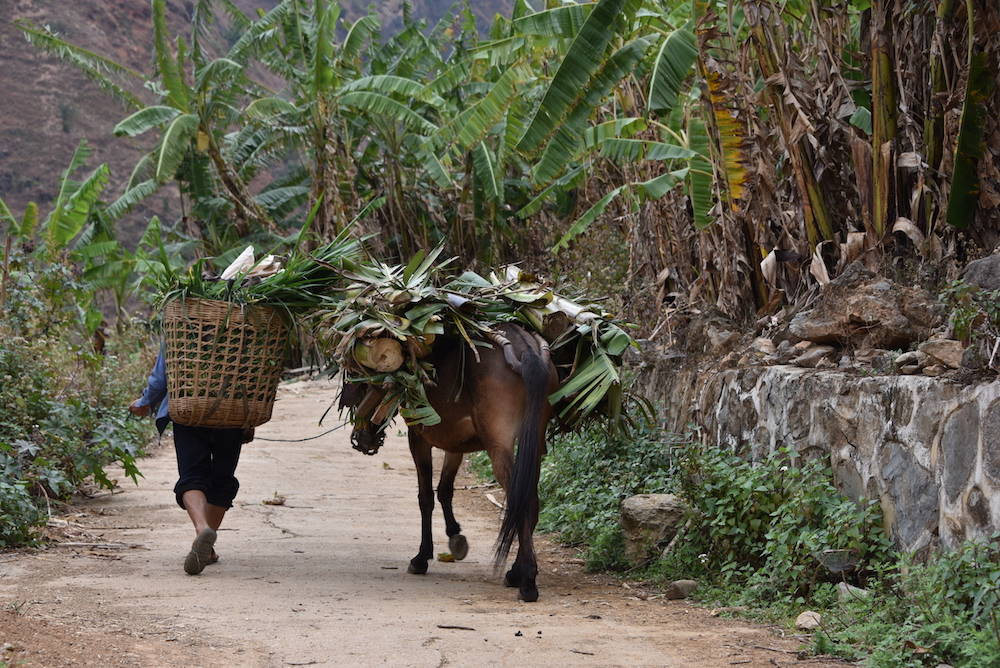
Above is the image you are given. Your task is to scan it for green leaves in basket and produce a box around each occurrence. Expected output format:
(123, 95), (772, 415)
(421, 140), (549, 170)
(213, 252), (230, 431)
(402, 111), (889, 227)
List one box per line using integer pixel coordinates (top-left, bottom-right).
(155, 225), (362, 312)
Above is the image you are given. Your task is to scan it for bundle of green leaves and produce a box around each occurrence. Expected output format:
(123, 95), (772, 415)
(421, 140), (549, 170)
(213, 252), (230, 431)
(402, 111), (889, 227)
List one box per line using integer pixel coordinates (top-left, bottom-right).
(153, 227), (362, 316)
(312, 244), (637, 429)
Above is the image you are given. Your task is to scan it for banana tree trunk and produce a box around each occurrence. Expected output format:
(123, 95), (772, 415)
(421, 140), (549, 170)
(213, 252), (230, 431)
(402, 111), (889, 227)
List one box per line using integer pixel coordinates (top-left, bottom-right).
(945, 0), (993, 233)
(745, 1), (834, 249)
(921, 0), (955, 235)
(694, 3), (767, 311)
(205, 134), (274, 236)
(870, 0), (898, 239)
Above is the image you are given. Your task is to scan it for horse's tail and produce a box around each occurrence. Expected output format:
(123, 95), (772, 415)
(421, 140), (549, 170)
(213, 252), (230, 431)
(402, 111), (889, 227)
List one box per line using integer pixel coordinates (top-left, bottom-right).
(494, 348), (549, 567)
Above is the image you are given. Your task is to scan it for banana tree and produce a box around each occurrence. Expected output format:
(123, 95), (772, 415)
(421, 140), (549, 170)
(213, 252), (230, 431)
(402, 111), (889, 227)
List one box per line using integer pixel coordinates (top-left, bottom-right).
(231, 0), (385, 242)
(18, 0), (276, 246)
(0, 142), (130, 335)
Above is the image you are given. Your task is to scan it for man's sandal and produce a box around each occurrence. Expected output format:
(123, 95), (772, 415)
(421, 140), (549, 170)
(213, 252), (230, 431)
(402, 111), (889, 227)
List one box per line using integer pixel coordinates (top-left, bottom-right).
(183, 527), (217, 575)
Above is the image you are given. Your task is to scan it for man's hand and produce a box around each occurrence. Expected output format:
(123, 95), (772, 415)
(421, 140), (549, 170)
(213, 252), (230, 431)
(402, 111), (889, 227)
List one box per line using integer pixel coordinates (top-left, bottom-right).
(128, 400), (150, 417)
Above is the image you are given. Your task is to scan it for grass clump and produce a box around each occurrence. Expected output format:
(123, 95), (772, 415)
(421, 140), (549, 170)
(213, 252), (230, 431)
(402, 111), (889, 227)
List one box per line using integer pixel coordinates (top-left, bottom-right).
(657, 443), (892, 601)
(813, 538), (1000, 667)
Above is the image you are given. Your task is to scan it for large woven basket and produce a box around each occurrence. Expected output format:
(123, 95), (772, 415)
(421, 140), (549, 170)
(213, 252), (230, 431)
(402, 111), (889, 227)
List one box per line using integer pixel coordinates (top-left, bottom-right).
(164, 298), (287, 428)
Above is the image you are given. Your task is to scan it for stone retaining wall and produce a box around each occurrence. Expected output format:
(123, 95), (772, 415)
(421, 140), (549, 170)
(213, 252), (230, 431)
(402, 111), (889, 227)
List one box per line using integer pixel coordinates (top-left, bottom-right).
(638, 359), (1000, 554)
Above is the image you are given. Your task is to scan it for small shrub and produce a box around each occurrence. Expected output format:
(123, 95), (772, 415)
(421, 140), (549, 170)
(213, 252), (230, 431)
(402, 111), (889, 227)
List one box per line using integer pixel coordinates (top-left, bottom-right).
(941, 280), (1000, 372)
(816, 537), (1000, 667)
(0, 481), (43, 546)
(661, 444), (892, 601)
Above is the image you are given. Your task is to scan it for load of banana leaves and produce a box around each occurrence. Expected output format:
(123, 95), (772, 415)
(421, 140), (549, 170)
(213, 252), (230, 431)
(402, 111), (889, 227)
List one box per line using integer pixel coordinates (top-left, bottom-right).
(311, 245), (638, 431)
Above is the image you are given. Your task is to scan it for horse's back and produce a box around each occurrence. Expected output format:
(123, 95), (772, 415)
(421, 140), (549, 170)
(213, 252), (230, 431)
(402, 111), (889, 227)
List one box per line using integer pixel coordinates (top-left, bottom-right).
(416, 324), (557, 453)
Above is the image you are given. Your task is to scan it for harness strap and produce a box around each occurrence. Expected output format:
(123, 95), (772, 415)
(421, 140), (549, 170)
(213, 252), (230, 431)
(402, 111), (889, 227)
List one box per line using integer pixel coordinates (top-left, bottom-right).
(485, 330), (523, 374)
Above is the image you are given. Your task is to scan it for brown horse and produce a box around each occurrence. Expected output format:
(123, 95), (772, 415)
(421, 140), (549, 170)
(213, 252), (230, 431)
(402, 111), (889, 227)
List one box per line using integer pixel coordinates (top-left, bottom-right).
(343, 323), (559, 602)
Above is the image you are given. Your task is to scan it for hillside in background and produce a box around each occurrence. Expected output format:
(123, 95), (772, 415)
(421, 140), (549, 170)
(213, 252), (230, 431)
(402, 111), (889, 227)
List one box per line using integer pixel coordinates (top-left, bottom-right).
(0, 0), (510, 241)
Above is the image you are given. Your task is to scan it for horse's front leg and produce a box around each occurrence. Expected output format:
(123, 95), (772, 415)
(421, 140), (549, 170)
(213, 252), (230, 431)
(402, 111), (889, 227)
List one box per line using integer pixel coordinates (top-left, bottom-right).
(408, 431), (435, 575)
(438, 451), (468, 560)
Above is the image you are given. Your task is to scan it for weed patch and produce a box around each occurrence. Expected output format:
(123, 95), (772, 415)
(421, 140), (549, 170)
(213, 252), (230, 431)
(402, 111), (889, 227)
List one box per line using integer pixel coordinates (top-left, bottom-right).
(538, 422), (677, 570)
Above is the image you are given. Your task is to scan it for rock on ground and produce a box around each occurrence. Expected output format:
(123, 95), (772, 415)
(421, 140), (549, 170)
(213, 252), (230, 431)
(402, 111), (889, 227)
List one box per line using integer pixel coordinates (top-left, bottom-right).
(620, 494), (686, 566)
(836, 582), (870, 603)
(963, 254), (1000, 291)
(664, 580), (699, 600)
(895, 350), (930, 369)
(919, 339), (965, 369)
(793, 345), (836, 368)
(795, 611), (823, 630)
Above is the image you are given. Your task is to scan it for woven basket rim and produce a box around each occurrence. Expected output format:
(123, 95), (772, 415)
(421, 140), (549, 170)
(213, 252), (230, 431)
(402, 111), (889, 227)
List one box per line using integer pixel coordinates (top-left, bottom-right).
(163, 296), (283, 315)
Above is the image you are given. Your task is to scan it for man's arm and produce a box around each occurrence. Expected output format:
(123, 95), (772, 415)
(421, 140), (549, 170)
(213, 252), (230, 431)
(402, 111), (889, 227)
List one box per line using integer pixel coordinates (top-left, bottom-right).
(129, 349), (167, 417)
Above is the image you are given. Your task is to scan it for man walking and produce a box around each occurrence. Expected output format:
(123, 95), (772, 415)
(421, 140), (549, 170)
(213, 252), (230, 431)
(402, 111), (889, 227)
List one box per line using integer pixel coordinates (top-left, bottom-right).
(129, 348), (251, 575)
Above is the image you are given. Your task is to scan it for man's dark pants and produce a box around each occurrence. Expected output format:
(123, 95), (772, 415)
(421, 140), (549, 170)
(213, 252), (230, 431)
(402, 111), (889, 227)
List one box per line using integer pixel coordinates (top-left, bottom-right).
(170, 422), (244, 509)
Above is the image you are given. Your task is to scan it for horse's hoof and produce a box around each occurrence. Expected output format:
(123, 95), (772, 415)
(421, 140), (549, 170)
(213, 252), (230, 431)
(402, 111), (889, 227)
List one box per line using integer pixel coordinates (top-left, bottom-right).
(519, 585), (539, 603)
(407, 558), (428, 575)
(503, 567), (521, 588)
(448, 535), (469, 561)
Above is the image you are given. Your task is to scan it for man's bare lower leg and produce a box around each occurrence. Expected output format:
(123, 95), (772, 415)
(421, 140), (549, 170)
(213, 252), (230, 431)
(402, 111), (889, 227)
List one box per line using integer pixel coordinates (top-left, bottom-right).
(181, 490), (211, 534)
(206, 504), (227, 531)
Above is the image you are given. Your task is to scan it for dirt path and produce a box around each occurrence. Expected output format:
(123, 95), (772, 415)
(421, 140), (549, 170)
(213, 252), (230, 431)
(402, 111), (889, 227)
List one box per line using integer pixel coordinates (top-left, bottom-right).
(0, 379), (842, 667)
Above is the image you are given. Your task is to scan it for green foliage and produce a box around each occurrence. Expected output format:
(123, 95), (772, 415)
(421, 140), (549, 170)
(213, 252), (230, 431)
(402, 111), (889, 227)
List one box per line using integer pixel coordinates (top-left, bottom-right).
(941, 279), (1000, 348)
(23, 0), (704, 263)
(666, 444), (891, 600)
(0, 249), (152, 547)
(648, 22), (697, 114)
(468, 450), (495, 483)
(516, 0), (633, 155)
(0, 481), (42, 546)
(536, 421), (677, 570)
(3, 149), (172, 335)
(815, 538), (1000, 667)
(42, 141), (111, 256)
(14, 19), (144, 110)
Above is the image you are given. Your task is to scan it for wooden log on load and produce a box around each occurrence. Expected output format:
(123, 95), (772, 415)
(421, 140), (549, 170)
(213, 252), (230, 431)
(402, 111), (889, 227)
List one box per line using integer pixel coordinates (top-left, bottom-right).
(353, 337), (404, 372)
(541, 310), (573, 342)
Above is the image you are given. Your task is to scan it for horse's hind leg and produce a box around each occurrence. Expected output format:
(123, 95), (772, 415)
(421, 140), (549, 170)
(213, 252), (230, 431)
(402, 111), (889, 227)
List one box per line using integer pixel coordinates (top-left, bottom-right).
(511, 493), (540, 602)
(438, 451), (469, 561)
(484, 444), (524, 590)
(486, 430), (542, 602)
(408, 432), (434, 575)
